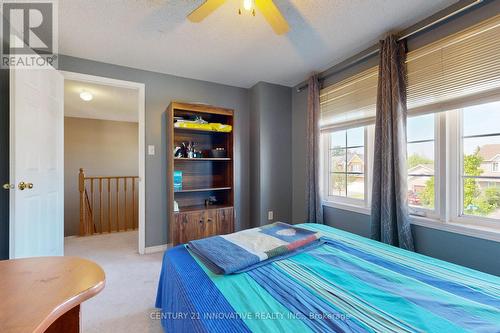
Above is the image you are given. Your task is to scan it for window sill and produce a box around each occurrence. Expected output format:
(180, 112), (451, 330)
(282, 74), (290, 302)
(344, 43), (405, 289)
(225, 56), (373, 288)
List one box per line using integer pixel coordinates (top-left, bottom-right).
(322, 200), (371, 216)
(410, 216), (500, 243)
(321, 201), (500, 243)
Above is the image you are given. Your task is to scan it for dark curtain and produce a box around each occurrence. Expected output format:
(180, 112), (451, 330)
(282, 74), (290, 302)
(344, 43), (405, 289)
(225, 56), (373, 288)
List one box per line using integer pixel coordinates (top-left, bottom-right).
(306, 74), (323, 223)
(371, 36), (414, 251)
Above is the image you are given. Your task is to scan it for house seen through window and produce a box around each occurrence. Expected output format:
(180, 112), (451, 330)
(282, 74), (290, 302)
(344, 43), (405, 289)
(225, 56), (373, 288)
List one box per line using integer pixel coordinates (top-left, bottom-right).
(328, 127), (365, 200)
(407, 114), (436, 211)
(461, 102), (500, 220)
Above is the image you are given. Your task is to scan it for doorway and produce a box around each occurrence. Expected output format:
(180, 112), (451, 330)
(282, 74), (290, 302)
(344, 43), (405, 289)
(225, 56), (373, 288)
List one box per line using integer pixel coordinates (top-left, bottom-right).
(61, 72), (146, 254)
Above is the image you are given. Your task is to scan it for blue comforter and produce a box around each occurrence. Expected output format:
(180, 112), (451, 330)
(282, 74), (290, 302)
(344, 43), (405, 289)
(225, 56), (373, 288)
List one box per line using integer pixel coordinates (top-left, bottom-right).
(155, 224), (500, 332)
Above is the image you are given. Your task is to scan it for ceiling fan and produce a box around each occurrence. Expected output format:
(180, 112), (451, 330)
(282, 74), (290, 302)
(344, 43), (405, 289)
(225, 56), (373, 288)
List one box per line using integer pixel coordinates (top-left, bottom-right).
(188, 0), (290, 35)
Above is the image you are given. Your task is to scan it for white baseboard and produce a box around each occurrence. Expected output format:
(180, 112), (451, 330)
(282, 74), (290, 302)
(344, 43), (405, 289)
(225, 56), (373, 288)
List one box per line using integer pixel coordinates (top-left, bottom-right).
(64, 235), (78, 240)
(144, 243), (171, 254)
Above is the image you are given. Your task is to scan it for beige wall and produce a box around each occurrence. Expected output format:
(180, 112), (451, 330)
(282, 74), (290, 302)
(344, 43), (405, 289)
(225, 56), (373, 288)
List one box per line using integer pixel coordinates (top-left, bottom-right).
(64, 117), (138, 236)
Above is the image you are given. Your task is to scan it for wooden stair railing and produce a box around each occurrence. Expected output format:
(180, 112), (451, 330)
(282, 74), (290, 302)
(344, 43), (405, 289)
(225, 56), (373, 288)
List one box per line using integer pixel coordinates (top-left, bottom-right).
(79, 168), (139, 236)
(84, 190), (95, 234)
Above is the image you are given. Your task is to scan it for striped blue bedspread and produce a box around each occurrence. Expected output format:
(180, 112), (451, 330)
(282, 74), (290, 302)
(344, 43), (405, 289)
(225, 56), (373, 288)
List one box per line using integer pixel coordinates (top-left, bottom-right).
(155, 224), (500, 333)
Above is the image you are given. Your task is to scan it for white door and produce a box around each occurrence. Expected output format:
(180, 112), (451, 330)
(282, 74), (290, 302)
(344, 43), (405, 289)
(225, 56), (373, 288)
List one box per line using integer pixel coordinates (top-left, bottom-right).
(9, 65), (64, 258)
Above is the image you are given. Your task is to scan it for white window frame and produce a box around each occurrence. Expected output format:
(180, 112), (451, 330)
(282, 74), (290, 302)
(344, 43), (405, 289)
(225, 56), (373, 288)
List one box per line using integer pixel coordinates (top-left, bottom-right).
(406, 113), (441, 220)
(321, 107), (500, 242)
(448, 109), (500, 230)
(322, 126), (373, 214)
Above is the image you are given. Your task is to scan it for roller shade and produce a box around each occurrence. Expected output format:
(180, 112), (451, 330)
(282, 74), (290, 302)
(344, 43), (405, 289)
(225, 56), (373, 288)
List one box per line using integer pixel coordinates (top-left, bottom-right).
(407, 14), (500, 114)
(319, 66), (378, 132)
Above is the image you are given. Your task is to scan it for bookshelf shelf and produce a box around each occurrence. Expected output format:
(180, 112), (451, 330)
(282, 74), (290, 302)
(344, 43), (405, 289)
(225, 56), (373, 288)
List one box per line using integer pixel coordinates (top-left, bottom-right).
(174, 127), (231, 134)
(174, 157), (231, 161)
(174, 187), (232, 193)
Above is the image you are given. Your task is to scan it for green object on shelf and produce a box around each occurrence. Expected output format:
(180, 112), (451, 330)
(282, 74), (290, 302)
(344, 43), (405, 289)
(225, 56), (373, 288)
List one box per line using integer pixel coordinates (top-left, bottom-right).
(173, 171), (183, 192)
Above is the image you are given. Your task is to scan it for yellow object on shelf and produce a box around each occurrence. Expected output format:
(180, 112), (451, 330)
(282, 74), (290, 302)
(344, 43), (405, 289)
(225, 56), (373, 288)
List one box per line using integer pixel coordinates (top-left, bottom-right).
(174, 122), (232, 132)
(175, 122), (212, 131)
(210, 123), (232, 132)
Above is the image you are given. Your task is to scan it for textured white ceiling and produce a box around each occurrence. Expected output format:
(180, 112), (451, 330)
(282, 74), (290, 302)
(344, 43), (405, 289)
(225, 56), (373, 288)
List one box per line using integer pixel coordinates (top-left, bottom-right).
(64, 80), (139, 122)
(59, 0), (456, 88)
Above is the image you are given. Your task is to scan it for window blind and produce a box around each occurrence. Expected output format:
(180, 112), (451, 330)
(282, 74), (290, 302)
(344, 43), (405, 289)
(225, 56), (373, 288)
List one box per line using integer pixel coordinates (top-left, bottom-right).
(319, 14), (500, 131)
(407, 14), (500, 114)
(319, 66), (378, 132)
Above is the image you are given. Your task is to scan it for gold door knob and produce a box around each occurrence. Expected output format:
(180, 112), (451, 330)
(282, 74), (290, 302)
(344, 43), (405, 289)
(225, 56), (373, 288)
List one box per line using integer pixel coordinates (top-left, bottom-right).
(18, 182), (34, 190)
(2, 183), (13, 190)
(17, 182), (33, 191)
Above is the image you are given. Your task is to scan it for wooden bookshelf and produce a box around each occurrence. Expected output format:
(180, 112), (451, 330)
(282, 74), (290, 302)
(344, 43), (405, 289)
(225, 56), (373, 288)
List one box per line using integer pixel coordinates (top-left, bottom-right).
(167, 102), (235, 245)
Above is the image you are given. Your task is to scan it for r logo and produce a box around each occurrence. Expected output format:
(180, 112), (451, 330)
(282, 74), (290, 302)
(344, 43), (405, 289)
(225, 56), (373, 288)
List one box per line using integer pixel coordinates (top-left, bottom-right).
(1, 1), (57, 68)
(2, 2), (53, 55)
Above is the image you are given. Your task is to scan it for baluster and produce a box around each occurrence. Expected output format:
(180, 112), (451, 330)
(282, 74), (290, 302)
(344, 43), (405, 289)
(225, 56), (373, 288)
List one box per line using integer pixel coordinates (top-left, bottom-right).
(116, 178), (120, 231)
(99, 178), (103, 234)
(90, 178), (95, 235)
(85, 179), (88, 235)
(87, 181), (91, 235)
(107, 178), (111, 233)
(132, 177), (136, 229)
(124, 177), (128, 231)
(79, 168), (85, 236)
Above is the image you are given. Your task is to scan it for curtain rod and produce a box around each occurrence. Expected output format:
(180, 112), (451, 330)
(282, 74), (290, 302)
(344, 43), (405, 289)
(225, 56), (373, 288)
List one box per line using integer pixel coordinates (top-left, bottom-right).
(295, 0), (484, 93)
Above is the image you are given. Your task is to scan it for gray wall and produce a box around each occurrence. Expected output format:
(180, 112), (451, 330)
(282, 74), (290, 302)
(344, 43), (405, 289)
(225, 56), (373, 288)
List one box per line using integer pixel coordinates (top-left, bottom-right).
(291, 1), (500, 275)
(249, 82), (292, 226)
(64, 117), (139, 236)
(59, 55), (251, 247)
(249, 84), (261, 227)
(0, 51), (8, 260)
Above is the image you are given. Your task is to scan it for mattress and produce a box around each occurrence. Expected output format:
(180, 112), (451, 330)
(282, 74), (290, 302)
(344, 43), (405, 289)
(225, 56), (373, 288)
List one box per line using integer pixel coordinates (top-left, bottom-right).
(155, 223), (500, 333)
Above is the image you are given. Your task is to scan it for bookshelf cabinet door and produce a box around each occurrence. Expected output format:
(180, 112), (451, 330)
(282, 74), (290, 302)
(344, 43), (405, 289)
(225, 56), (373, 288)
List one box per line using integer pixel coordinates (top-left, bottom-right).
(175, 211), (204, 244)
(217, 208), (234, 235)
(202, 210), (217, 238)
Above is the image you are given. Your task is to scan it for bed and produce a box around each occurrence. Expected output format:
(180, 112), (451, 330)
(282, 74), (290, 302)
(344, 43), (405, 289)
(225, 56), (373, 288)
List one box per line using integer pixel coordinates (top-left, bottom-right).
(155, 223), (500, 333)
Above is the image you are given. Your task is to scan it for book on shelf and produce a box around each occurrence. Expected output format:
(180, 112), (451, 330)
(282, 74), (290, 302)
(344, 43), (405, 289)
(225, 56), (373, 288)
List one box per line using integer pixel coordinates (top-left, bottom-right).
(173, 170), (183, 192)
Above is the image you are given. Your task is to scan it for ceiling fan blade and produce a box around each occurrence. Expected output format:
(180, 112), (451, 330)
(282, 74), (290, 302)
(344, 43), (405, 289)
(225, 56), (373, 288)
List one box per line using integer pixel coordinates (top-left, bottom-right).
(255, 0), (290, 35)
(188, 0), (227, 23)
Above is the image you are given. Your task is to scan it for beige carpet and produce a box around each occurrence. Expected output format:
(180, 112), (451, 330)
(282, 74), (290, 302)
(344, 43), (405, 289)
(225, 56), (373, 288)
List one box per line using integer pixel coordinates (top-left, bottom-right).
(65, 231), (164, 333)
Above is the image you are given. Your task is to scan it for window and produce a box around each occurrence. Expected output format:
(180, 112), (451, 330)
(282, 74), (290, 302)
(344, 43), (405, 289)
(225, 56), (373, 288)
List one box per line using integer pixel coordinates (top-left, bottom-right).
(407, 114), (436, 212)
(326, 127), (367, 205)
(460, 102), (500, 221)
(320, 15), (500, 237)
(321, 100), (500, 233)
(319, 65), (376, 211)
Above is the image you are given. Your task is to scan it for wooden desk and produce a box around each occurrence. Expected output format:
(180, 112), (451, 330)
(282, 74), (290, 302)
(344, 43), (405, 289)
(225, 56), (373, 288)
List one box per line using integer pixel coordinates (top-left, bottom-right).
(0, 256), (105, 333)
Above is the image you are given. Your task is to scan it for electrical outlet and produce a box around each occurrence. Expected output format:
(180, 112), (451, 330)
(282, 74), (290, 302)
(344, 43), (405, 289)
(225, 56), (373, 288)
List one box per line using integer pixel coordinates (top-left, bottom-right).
(268, 210), (274, 221)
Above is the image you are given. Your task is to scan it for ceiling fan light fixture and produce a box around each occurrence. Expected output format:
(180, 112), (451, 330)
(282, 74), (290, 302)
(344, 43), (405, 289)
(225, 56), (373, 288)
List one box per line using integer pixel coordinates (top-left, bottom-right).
(189, 0), (288, 35)
(243, 0), (254, 12)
